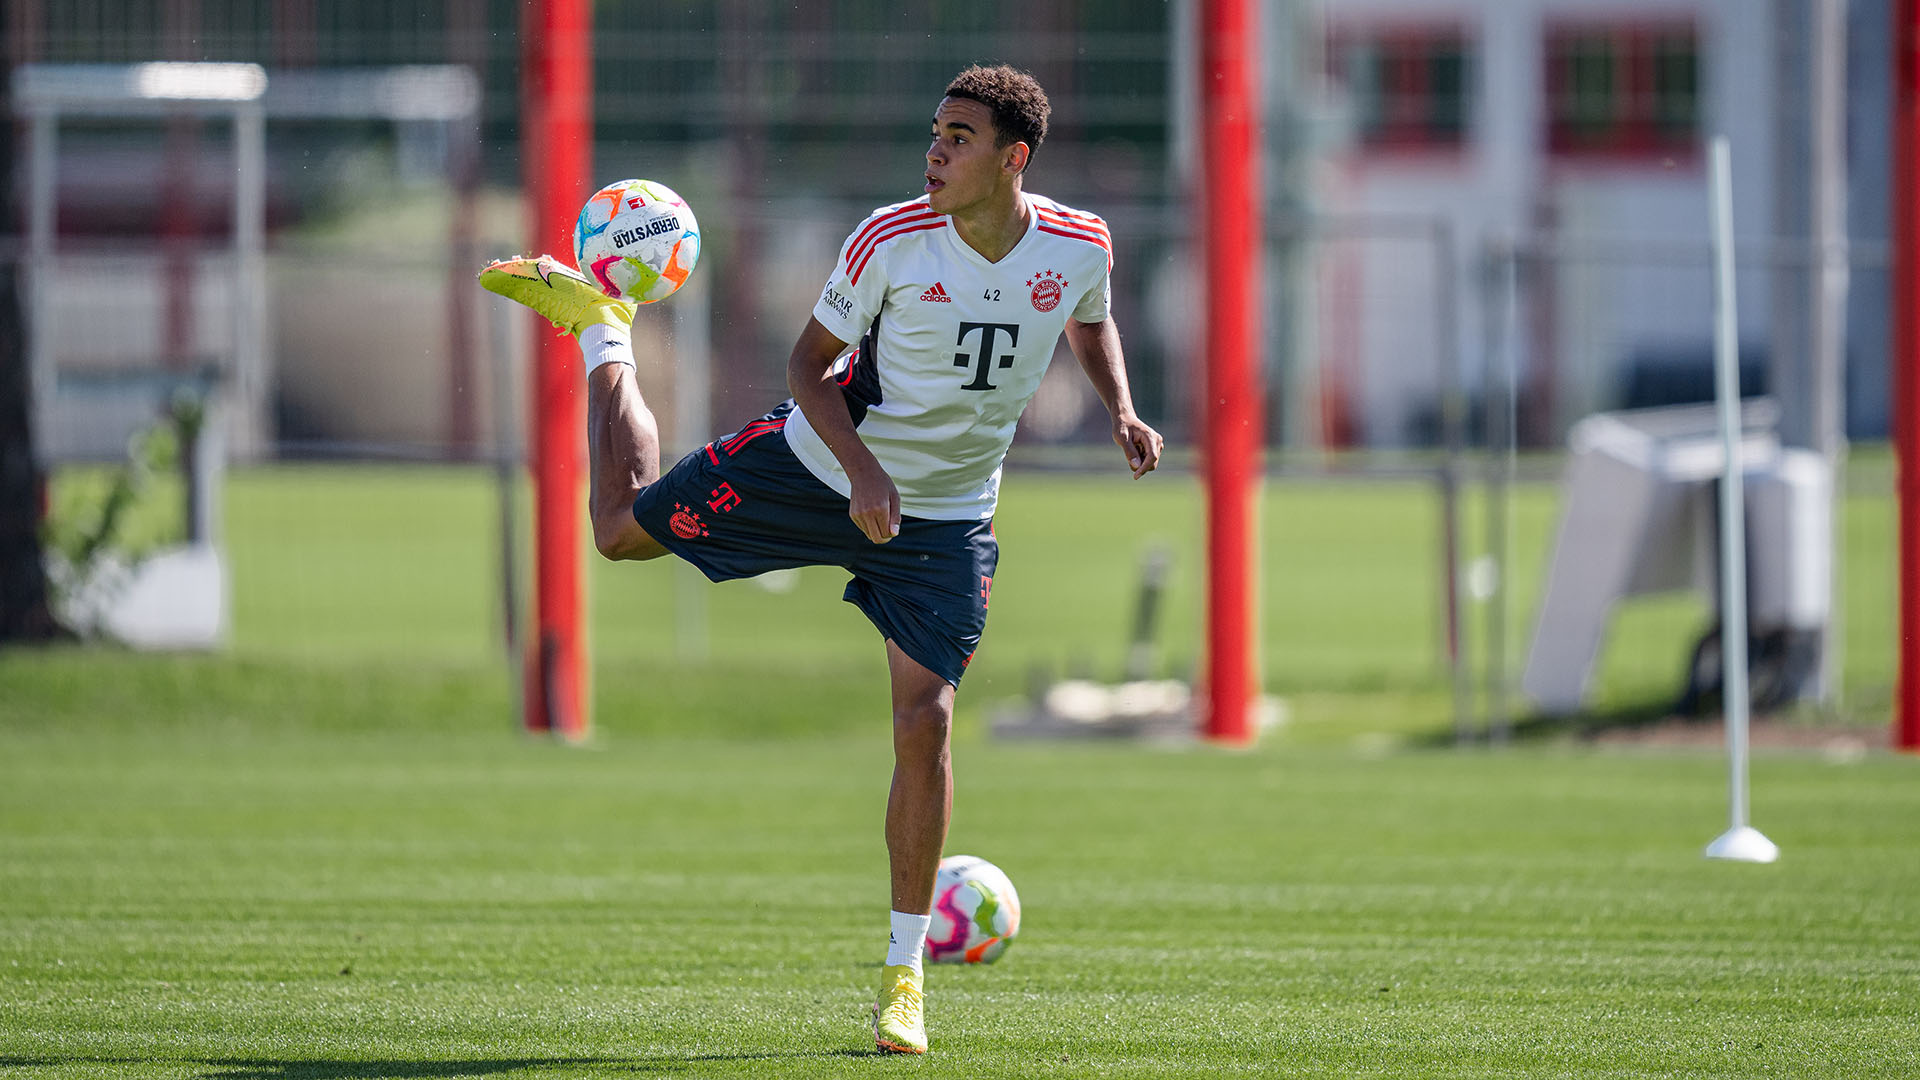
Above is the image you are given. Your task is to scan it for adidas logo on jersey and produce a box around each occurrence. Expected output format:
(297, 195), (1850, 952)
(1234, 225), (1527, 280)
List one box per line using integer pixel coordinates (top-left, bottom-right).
(918, 282), (952, 303)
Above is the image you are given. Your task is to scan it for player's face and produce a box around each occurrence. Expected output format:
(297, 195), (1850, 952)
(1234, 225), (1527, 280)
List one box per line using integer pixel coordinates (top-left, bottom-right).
(925, 96), (1024, 215)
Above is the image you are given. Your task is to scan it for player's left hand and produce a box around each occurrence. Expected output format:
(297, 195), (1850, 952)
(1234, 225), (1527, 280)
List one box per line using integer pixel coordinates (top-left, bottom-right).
(1113, 412), (1163, 479)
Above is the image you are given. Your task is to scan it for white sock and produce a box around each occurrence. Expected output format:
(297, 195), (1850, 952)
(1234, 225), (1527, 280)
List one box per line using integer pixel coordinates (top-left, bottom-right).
(579, 322), (635, 373)
(886, 910), (931, 971)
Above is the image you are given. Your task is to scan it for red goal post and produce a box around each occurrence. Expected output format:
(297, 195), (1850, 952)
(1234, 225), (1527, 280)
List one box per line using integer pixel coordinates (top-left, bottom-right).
(1200, 0), (1262, 744)
(1895, 0), (1920, 753)
(521, 0), (593, 740)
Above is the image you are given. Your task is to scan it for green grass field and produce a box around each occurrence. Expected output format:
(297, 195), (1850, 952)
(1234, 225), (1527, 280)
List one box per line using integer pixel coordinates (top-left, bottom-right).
(3, 464), (1916, 1077)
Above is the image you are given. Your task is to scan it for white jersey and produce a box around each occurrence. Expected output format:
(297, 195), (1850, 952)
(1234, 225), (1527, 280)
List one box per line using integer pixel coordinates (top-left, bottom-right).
(786, 192), (1113, 520)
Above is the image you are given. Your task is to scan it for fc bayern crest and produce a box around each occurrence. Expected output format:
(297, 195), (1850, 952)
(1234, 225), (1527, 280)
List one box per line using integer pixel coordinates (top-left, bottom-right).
(1027, 268), (1067, 312)
(669, 502), (708, 540)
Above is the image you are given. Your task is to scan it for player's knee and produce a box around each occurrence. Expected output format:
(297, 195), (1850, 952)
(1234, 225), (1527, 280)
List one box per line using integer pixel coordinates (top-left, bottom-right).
(591, 518), (632, 560)
(892, 699), (952, 751)
(593, 514), (663, 561)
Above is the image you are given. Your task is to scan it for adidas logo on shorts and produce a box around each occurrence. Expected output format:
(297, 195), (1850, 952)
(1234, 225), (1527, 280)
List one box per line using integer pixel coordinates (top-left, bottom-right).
(918, 282), (952, 303)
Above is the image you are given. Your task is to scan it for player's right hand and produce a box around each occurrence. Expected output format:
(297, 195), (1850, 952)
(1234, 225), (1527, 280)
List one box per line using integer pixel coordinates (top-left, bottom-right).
(849, 465), (902, 544)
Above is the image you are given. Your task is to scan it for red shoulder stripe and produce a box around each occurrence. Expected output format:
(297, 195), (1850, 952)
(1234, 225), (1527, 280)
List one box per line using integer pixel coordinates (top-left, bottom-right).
(1036, 206), (1109, 234)
(846, 199), (932, 255)
(1038, 223), (1110, 249)
(1037, 224), (1114, 270)
(1036, 207), (1111, 241)
(843, 200), (933, 271)
(847, 210), (940, 278)
(1036, 217), (1111, 249)
(1039, 204), (1110, 233)
(1036, 206), (1113, 238)
(851, 221), (945, 285)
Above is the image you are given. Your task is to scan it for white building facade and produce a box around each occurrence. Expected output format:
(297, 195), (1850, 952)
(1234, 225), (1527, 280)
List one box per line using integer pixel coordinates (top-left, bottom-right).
(1312, 0), (1787, 448)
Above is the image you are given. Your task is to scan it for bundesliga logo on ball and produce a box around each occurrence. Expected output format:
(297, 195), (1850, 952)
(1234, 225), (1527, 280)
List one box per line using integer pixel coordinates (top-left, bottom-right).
(924, 855), (1021, 965)
(573, 178), (701, 304)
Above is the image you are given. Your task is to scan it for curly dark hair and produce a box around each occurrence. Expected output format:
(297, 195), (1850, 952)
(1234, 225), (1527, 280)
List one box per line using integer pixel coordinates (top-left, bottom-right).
(943, 64), (1050, 170)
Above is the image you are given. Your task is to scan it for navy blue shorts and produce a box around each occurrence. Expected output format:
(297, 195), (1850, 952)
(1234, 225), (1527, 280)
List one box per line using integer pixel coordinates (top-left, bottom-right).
(631, 402), (998, 687)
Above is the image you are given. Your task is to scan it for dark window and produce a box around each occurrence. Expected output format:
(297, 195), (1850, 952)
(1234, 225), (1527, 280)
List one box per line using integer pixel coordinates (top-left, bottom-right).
(1328, 27), (1473, 152)
(1545, 22), (1700, 159)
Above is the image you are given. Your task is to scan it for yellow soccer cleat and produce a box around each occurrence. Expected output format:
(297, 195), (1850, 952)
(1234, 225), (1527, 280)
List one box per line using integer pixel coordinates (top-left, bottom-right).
(477, 254), (635, 337)
(873, 963), (927, 1054)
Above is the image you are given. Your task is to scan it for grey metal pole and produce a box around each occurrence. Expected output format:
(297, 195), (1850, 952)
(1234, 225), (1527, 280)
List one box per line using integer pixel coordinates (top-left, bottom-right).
(26, 109), (56, 462)
(1434, 220), (1471, 745)
(488, 295), (524, 667)
(1771, 0), (1851, 706)
(1771, 0), (1816, 448)
(1812, 0), (1852, 706)
(1267, 0), (1319, 453)
(1497, 245), (1520, 746)
(1810, 0), (1851, 463)
(1482, 241), (1520, 746)
(232, 99), (268, 460)
(1474, 240), (1505, 737)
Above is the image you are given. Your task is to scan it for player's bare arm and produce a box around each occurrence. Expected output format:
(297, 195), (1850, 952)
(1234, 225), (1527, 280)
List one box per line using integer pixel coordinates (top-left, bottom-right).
(786, 316), (902, 543)
(1064, 315), (1163, 478)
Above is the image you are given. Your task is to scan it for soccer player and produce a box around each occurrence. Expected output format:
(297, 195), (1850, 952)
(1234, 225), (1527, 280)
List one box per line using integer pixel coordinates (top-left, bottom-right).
(481, 64), (1162, 1054)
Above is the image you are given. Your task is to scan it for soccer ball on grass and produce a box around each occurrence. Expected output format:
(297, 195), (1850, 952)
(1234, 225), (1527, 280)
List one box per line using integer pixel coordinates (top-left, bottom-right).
(925, 854), (1021, 965)
(573, 178), (701, 304)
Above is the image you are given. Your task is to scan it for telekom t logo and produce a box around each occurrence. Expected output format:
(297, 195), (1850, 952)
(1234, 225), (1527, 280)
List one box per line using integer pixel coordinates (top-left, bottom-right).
(954, 322), (1021, 391)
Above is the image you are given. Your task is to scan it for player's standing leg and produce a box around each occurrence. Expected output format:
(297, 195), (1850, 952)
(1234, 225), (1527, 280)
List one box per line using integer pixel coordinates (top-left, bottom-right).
(874, 639), (953, 1055)
(479, 255), (666, 561)
(886, 642), (955, 915)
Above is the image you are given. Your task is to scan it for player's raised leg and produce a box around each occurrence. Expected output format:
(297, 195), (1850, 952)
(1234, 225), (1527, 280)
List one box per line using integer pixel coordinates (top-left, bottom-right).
(873, 639), (954, 1055)
(886, 640), (955, 917)
(585, 361), (668, 561)
(478, 256), (667, 561)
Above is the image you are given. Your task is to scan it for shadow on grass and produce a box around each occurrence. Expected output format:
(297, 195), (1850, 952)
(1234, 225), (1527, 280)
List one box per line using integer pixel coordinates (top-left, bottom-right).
(0, 1052), (887, 1078)
(1408, 696), (1689, 749)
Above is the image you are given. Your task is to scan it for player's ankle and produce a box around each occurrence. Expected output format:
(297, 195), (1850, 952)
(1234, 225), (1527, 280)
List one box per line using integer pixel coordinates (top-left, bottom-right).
(886, 910), (931, 970)
(580, 323), (636, 373)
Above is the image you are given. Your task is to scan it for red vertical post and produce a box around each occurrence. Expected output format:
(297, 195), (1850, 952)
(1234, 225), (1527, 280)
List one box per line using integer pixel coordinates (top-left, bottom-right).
(1200, 0), (1262, 744)
(1895, 0), (1920, 752)
(521, 0), (592, 739)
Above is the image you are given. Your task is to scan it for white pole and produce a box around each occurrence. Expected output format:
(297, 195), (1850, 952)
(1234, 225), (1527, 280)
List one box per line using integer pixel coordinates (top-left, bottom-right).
(1705, 136), (1779, 864)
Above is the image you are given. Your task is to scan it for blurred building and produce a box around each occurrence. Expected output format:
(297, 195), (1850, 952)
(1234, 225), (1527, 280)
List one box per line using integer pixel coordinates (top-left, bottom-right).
(1316, 0), (1887, 448)
(5, 0), (1892, 458)
(8, 1), (1181, 459)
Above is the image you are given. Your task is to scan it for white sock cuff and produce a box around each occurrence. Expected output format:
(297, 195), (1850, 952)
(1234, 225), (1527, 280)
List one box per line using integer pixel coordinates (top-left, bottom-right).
(886, 909), (932, 970)
(579, 322), (635, 372)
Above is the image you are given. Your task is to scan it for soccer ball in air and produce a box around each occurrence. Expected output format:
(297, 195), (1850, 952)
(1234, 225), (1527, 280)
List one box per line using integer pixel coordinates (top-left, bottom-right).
(924, 854), (1022, 965)
(573, 178), (701, 304)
